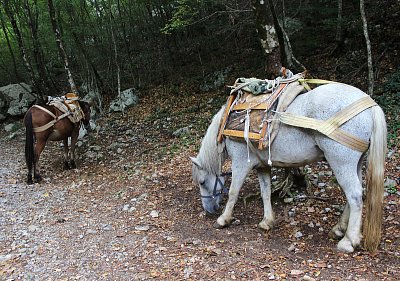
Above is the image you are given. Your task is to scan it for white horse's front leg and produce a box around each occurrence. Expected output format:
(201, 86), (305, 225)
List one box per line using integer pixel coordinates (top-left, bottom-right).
(215, 165), (250, 228)
(257, 167), (274, 231)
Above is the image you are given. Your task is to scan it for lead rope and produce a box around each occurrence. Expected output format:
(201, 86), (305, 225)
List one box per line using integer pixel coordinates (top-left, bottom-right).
(267, 118), (272, 166)
(244, 109), (251, 162)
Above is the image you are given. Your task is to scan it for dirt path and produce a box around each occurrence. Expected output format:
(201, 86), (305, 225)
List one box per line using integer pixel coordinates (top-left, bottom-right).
(1, 116), (399, 280)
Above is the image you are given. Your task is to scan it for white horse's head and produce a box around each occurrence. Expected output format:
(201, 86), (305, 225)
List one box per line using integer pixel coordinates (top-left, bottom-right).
(191, 156), (226, 214)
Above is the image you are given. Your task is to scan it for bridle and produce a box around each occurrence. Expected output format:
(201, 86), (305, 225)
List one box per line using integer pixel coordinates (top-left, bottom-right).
(200, 172), (232, 199)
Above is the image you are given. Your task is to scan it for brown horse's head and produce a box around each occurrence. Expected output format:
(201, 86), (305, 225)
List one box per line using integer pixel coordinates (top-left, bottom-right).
(79, 101), (91, 125)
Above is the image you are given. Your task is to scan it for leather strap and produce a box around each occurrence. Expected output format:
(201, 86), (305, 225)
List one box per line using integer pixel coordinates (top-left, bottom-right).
(33, 105), (56, 118)
(32, 105), (71, 133)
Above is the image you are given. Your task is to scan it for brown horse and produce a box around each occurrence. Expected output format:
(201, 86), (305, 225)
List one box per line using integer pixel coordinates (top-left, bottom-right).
(24, 101), (91, 184)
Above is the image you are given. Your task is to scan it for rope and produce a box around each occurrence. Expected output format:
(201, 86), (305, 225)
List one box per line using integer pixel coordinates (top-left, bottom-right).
(267, 119), (272, 166)
(244, 109), (251, 163)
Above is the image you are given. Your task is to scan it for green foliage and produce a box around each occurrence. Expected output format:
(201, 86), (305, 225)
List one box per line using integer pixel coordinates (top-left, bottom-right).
(385, 183), (398, 195)
(375, 69), (400, 145)
(383, 70), (400, 96)
(161, 0), (200, 34)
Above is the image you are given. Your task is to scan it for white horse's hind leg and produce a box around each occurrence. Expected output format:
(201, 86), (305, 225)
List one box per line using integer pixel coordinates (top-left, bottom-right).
(329, 156), (364, 240)
(257, 167), (274, 231)
(327, 159), (363, 253)
(329, 202), (349, 239)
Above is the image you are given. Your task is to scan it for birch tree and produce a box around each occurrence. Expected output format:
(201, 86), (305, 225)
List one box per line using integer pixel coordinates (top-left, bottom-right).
(360, 0), (374, 96)
(252, 0), (281, 77)
(48, 0), (77, 94)
(23, 0), (52, 94)
(252, 0), (304, 77)
(2, 0), (44, 100)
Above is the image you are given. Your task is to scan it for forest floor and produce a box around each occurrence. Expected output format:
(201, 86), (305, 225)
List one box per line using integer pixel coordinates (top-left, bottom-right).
(1, 84), (399, 281)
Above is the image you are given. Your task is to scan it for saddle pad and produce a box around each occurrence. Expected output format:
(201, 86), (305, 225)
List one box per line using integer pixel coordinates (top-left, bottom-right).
(48, 93), (85, 123)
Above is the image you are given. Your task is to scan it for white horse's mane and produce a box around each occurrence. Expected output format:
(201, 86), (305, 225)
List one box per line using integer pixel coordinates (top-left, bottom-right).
(196, 105), (227, 175)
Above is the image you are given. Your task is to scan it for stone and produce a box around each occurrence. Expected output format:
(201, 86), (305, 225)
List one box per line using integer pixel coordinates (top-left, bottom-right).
(295, 231), (303, 238)
(109, 88), (138, 112)
(172, 126), (190, 137)
(0, 83), (34, 117)
(4, 122), (21, 132)
(135, 225), (150, 231)
(150, 210), (159, 218)
(200, 67), (232, 92)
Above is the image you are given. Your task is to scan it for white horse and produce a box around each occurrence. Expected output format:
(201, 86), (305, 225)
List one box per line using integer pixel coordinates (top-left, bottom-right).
(191, 83), (387, 253)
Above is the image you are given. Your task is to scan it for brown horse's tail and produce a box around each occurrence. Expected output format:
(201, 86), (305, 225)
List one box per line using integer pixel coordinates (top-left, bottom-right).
(363, 106), (387, 252)
(24, 109), (35, 174)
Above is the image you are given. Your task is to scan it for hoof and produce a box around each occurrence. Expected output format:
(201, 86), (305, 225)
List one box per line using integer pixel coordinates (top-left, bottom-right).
(27, 175), (33, 185)
(70, 161), (77, 169)
(258, 220), (273, 231)
(34, 175), (42, 183)
(328, 229), (345, 240)
(337, 238), (355, 253)
(214, 216), (231, 229)
(64, 161), (70, 170)
(213, 222), (227, 229)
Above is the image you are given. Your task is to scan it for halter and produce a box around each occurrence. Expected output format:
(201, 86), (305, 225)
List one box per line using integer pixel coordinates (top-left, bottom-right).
(200, 172), (232, 199)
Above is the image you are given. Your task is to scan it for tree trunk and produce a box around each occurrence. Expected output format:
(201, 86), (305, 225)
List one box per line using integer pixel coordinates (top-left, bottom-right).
(252, 0), (281, 77)
(336, 0), (343, 45)
(3, 0), (44, 101)
(360, 0), (374, 96)
(0, 10), (20, 81)
(109, 8), (122, 114)
(48, 0), (77, 94)
(63, 2), (108, 94)
(252, 0), (304, 77)
(71, 31), (106, 92)
(116, 0), (132, 64)
(270, 0), (305, 72)
(23, 0), (52, 94)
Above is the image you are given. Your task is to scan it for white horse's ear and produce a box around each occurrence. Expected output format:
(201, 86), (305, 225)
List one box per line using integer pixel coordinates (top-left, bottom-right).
(190, 157), (202, 168)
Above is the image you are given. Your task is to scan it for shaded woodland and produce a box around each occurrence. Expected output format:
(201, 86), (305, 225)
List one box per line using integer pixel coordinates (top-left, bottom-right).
(0, 0), (398, 96)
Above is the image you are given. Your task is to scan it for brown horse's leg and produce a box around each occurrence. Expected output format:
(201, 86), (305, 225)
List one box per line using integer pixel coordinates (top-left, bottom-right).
(34, 139), (46, 182)
(24, 109), (35, 184)
(69, 129), (79, 169)
(63, 139), (70, 169)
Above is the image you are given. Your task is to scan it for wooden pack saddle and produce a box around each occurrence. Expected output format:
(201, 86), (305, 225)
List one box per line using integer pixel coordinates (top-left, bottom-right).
(218, 73), (307, 150)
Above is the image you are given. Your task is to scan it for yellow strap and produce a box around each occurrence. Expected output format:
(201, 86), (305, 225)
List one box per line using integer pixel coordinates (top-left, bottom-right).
(279, 96), (376, 152)
(318, 96), (377, 135)
(232, 103), (269, 110)
(298, 78), (341, 85)
(299, 78), (341, 92)
(223, 129), (261, 140)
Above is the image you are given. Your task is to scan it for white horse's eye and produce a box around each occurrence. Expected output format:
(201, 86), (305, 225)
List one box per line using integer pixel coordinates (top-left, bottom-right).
(199, 181), (205, 186)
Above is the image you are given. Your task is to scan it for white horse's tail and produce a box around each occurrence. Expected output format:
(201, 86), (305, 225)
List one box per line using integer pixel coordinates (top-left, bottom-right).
(363, 105), (387, 252)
